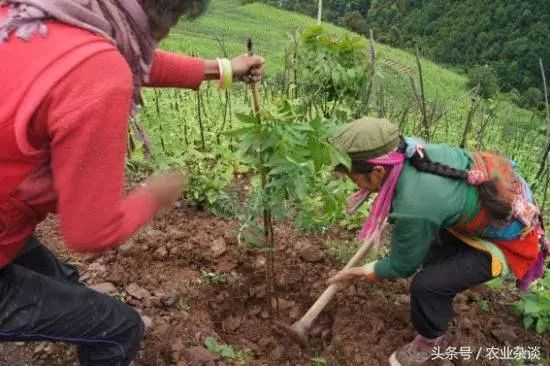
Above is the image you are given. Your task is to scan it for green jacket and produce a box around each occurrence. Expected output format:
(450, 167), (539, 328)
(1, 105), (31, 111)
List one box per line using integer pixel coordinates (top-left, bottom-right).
(373, 143), (475, 278)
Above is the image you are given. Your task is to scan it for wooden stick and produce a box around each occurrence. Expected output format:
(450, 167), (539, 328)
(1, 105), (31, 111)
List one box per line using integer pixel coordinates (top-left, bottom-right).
(247, 38), (277, 321)
(460, 83), (481, 149)
(415, 47), (429, 140)
(298, 234), (378, 328)
(539, 58), (550, 211)
(247, 38), (261, 115)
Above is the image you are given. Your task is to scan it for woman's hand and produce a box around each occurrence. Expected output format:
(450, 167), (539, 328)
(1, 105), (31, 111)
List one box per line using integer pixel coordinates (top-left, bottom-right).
(327, 263), (378, 287)
(142, 170), (185, 209)
(231, 54), (265, 83)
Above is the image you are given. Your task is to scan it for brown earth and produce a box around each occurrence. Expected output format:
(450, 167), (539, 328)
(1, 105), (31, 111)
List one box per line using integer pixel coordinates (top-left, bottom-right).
(0, 202), (548, 366)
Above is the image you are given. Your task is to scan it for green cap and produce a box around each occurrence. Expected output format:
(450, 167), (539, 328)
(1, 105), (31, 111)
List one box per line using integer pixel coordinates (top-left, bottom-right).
(333, 117), (399, 160)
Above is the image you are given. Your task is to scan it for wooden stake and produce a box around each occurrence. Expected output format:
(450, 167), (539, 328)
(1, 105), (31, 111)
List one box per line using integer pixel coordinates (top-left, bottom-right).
(247, 38), (277, 322)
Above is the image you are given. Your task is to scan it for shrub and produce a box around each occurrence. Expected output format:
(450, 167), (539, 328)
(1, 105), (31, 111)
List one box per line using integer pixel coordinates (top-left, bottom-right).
(467, 65), (500, 99)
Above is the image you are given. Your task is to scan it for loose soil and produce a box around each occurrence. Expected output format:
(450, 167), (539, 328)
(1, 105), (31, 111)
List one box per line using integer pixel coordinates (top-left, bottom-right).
(0, 203), (548, 365)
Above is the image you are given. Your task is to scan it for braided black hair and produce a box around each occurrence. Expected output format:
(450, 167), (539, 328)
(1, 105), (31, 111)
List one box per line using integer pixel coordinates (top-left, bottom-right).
(397, 139), (512, 220)
(335, 138), (512, 220)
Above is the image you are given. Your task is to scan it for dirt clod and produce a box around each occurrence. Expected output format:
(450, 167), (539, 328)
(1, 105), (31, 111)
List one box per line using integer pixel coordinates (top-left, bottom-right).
(172, 338), (185, 352)
(185, 346), (219, 366)
(299, 243), (323, 262)
(270, 344), (286, 360)
(209, 238), (227, 258)
(1, 205), (545, 366)
(221, 316), (241, 332)
(125, 283), (151, 300)
(490, 328), (519, 344)
(88, 262), (107, 274)
(153, 246), (168, 259)
(89, 282), (118, 296)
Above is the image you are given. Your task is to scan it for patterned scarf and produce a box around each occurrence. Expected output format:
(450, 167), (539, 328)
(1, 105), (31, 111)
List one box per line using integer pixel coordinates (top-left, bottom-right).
(346, 139), (427, 242)
(0, 0), (156, 113)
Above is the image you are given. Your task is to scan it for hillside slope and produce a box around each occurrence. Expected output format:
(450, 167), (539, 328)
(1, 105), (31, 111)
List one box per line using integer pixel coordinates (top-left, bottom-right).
(163, 0), (538, 125)
(147, 0), (545, 188)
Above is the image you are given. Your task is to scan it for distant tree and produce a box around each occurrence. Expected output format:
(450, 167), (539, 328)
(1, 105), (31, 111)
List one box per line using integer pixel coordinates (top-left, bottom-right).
(521, 87), (543, 109)
(341, 11), (368, 34)
(259, 0), (550, 96)
(468, 66), (500, 99)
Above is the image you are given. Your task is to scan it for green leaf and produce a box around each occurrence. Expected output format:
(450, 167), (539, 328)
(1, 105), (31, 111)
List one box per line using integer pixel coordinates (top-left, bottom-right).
(204, 337), (219, 352)
(485, 278), (504, 289)
(329, 145), (351, 170)
(309, 117), (323, 131)
(236, 164), (249, 174)
(293, 180), (307, 201)
(235, 112), (258, 124)
(524, 298), (539, 315)
(251, 175), (261, 188)
(219, 346), (235, 359)
(285, 128), (307, 147)
(535, 318), (546, 334)
(523, 316), (534, 329)
(294, 123), (315, 132)
(285, 153), (309, 167)
(267, 166), (285, 176)
(260, 130), (280, 152)
(510, 302), (523, 314)
(223, 126), (255, 137)
(308, 140), (324, 171)
(206, 190), (218, 205)
(241, 134), (258, 154)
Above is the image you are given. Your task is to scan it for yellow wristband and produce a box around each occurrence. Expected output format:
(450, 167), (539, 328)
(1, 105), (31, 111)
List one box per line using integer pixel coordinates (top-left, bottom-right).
(222, 58), (233, 90)
(218, 58), (233, 90)
(216, 58), (224, 88)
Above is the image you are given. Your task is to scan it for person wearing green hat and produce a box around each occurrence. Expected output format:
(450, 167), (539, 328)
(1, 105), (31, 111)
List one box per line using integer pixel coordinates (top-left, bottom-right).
(326, 117), (547, 366)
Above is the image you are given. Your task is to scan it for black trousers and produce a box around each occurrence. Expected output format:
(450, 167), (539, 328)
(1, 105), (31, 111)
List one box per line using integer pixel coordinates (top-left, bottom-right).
(410, 229), (495, 339)
(0, 236), (144, 365)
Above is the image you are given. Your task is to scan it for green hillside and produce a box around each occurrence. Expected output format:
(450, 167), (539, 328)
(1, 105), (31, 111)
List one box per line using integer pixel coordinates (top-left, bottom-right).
(162, 0), (537, 124)
(143, 0), (545, 194)
(164, 0), (466, 99)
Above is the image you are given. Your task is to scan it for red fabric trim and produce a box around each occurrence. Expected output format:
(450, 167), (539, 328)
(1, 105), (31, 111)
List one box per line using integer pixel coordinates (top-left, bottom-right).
(492, 230), (539, 279)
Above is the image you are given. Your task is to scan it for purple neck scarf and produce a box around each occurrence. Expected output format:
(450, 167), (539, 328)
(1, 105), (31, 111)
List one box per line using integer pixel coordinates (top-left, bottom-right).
(347, 151), (406, 242)
(0, 0), (156, 112)
(346, 138), (426, 242)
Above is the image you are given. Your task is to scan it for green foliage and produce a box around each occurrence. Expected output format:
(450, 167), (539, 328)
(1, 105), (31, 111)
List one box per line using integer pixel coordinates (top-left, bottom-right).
(341, 11), (368, 34)
(467, 66), (500, 99)
(326, 238), (385, 265)
(511, 272), (550, 334)
(310, 357), (328, 366)
(326, 239), (358, 264)
(229, 98), (351, 241)
(176, 299), (190, 311)
(366, 0), (550, 93)
(263, 0), (550, 94)
(474, 298), (491, 312)
(485, 277), (505, 289)
(200, 271), (229, 285)
(520, 87), (543, 110)
(174, 146), (244, 208)
(203, 337), (252, 361)
(290, 25), (372, 118)
(115, 291), (129, 304)
(138, 1), (546, 221)
(260, 0), (370, 25)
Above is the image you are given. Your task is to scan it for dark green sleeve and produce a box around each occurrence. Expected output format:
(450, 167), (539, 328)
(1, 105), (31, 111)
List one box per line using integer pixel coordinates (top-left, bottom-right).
(374, 217), (440, 279)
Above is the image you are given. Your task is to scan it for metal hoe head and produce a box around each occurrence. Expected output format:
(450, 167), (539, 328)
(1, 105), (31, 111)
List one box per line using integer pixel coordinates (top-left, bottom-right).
(273, 321), (310, 349)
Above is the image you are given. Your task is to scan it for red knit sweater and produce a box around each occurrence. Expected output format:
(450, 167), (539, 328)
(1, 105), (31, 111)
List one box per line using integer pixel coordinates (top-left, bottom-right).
(0, 7), (205, 266)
